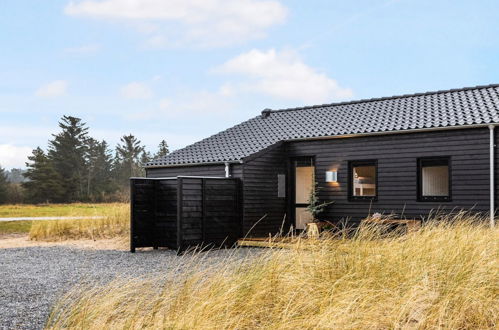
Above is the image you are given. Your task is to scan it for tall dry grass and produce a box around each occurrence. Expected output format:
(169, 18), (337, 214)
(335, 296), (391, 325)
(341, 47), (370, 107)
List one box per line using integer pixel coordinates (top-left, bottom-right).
(29, 203), (129, 241)
(47, 217), (498, 329)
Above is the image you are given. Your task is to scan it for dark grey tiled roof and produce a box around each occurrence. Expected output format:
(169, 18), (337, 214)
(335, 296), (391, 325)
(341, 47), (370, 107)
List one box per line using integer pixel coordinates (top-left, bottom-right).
(147, 84), (499, 167)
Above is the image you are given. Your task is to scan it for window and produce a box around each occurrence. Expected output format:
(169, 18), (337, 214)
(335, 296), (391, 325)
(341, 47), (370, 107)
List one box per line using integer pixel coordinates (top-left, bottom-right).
(418, 157), (451, 202)
(349, 160), (377, 200)
(277, 174), (286, 198)
(292, 157), (315, 230)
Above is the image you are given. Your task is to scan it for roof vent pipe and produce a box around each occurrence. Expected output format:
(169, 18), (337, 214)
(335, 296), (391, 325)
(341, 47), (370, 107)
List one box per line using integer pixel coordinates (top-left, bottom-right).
(224, 162), (231, 178)
(261, 108), (272, 118)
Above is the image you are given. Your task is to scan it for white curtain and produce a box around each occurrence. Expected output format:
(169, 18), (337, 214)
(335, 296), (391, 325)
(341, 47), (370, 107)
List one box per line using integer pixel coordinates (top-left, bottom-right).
(422, 166), (448, 196)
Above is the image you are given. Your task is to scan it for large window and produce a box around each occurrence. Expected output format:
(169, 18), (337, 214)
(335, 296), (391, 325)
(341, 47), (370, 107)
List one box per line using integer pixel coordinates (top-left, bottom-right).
(418, 157), (451, 202)
(349, 160), (377, 200)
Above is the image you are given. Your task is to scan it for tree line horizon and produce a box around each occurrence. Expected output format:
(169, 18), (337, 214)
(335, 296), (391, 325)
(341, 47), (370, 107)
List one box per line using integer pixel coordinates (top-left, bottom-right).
(0, 115), (170, 204)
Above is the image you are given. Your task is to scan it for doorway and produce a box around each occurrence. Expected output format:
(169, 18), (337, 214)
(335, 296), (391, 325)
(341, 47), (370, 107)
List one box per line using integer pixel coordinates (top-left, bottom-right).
(291, 157), (315, 230)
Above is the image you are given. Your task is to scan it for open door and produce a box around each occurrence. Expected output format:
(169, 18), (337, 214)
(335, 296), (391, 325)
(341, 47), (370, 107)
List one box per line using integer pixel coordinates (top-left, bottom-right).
(291, 157), (315, 230)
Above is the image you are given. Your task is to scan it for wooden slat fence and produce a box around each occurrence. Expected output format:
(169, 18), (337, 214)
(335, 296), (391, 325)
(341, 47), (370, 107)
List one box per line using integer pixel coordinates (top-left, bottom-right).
(131, 177), (241, 253)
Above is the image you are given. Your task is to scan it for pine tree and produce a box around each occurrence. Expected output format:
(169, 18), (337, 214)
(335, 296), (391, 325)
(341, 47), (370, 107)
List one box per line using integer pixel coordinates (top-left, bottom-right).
(22, 148), (65, 203)
(0, 165), (9, 204)
(115, 134), (145, 186)
(140, 151), (152, 167)
(155, 140), (170, 158)
(48, 115), (89, 201)
(85, 139), (115, 200)
(6, 168), (26, 183)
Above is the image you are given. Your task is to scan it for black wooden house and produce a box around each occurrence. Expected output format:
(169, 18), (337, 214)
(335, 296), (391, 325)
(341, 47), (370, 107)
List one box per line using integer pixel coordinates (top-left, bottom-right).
(131, 84), (499, 250)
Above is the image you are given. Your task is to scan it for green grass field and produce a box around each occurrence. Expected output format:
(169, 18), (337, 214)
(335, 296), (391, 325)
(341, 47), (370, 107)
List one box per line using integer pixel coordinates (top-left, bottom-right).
(0, 221), (33, 234)
(0, 203), (124, 218)
(0, 203), (128, 236)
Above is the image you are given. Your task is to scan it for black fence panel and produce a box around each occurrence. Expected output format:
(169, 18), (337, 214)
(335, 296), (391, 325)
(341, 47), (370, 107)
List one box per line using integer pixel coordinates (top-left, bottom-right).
(177, 177), (241, 251)
(203, 178), (241, 246)
(131, 177), (241, 253)
(130, 178), (178, 252)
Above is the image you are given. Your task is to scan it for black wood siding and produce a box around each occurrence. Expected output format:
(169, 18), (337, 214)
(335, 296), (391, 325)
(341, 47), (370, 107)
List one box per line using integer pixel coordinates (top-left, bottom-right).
(286, 128), (492, 224)
(177, 177), (241, 249)
(242, 144), (288, 236)
(147, 164), (243, 179)
(145, 127), (495, 238)
(494, 127), (499, 210)
(147, 164), (224, 177)
(130, 178), (178, 251)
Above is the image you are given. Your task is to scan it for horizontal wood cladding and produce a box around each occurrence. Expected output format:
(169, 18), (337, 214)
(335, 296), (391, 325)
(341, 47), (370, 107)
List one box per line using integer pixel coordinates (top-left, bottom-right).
(130, 179), (178, 251)
(286, 128), (492, 223)
(242, 144), (287, 236)
(494, 128), (499, 212)
(177, 177), (241, 249)
(131, 177), (241, 251)
(146, 164), (243, 179)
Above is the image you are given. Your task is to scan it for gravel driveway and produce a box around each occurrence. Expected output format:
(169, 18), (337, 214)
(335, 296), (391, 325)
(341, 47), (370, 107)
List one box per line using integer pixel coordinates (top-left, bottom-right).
(0, 246), (255, 330)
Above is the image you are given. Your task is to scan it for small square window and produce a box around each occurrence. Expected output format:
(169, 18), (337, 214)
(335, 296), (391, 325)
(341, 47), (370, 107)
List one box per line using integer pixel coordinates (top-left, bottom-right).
(349, 160), (377, 200)
(418, 157), (451, 202)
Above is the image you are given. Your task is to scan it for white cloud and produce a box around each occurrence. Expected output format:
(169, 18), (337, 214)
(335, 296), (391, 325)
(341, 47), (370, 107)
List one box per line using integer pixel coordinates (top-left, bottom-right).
(64, 43), (100, 55)
(128, 86), (233, 120)
(215, 49), (353, 104)
(35, 80), (68, 98)
(0, 125), (55, 146)
(0, 145), (33, 169)
(120, 82), (153, 99)
(159, 98), (170, 110)
(64, 0), (288, 47)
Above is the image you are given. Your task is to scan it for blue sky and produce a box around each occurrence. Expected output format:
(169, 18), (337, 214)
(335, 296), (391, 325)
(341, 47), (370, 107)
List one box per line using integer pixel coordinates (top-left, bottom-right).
(1, 0), (499, 169)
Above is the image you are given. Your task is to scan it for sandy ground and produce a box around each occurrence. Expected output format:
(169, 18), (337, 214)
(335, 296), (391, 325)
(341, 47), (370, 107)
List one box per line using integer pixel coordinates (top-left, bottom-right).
(0, 234), (129, 251)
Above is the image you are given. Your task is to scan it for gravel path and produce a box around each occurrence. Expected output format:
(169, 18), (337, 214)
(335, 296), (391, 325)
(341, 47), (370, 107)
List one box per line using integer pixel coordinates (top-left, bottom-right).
(0, 246), (255, 330)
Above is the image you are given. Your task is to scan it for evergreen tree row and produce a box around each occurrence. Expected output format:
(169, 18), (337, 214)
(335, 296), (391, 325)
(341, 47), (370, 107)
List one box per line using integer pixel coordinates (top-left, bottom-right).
(0, 115), (169, 204)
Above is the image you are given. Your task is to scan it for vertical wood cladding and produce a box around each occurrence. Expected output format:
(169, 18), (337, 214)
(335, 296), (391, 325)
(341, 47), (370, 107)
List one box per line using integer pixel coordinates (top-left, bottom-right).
(286, 128), (492, 224)
(241, 144), (288, 236)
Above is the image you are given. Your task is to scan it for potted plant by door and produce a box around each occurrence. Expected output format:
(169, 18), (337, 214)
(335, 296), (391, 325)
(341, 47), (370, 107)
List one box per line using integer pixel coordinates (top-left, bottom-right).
(306, 182), (334, 238)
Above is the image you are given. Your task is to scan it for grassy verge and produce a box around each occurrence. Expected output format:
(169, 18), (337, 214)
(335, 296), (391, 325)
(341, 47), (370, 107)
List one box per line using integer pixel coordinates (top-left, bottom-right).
(0, 203), (129, 239)
(47, 219), (498, 329)
(0, 221), (33, 235)
(0, 203), (124, 218)
(29, 204), (129, 241)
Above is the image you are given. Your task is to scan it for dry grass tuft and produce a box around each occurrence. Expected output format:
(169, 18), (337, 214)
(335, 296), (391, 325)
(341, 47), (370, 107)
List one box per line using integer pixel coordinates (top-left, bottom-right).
(47, 217), (498, 329)
(29, 204), (129, 241)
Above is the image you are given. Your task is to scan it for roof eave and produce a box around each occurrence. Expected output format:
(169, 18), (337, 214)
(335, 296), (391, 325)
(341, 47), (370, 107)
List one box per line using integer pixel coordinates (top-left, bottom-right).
(147, 123), (498, 168)
(145, 159), (243, 169)
(286, 122), (498, 143)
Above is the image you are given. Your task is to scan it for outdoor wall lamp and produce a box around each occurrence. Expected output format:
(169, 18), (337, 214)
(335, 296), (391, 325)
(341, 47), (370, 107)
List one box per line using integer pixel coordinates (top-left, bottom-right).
(325, 170), (338, 183)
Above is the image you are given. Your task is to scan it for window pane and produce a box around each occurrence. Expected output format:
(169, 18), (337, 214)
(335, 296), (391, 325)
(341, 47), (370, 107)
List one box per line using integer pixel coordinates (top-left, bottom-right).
(277, 174), (286, 198)
(422, 165), (448, 196)
(295, 166), (314, 203)
(295, 207), (313, 229)
(353, 165), (376, 196)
